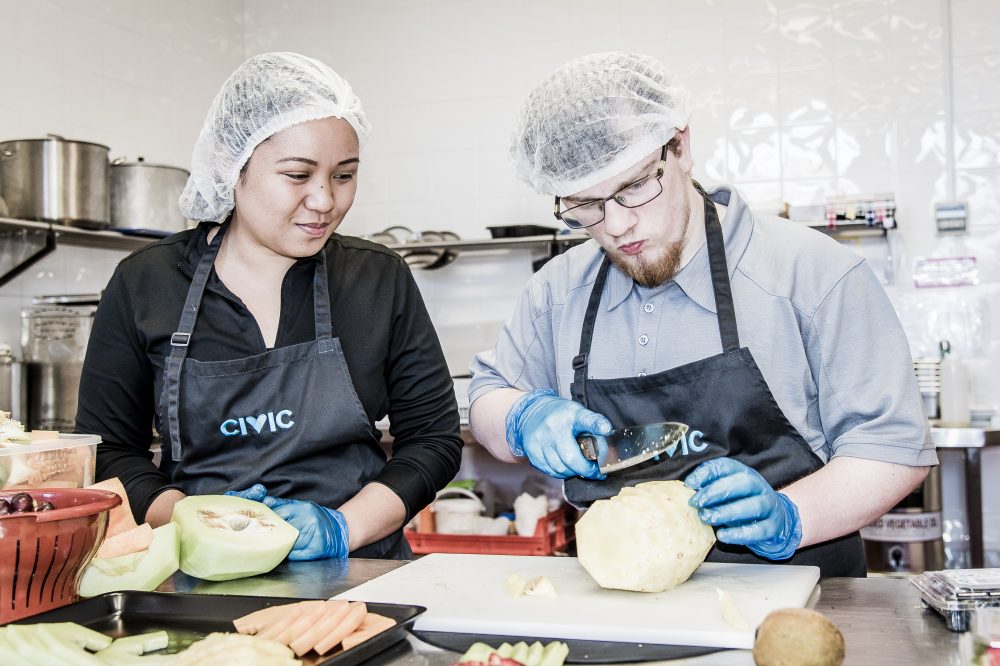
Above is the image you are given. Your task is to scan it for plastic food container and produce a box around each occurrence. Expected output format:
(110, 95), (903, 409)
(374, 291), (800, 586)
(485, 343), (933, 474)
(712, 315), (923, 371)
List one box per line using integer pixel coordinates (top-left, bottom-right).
(911, 569), (1000, 632)
(0, 487), (121, 623)
(0, 434), (100, 490)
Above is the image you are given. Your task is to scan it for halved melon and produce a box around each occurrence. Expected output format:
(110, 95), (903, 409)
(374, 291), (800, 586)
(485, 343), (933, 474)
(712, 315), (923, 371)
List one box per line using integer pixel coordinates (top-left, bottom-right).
(78, 523), (180, 598)
(170, 495), (298, 582)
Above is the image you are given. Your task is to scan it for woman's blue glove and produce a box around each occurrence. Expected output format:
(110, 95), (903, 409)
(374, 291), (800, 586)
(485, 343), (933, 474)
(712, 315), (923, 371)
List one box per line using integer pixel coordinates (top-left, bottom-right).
(505, 389), (612, 480)
(684, 458), (802, 560)
(224, 485), (349, 561)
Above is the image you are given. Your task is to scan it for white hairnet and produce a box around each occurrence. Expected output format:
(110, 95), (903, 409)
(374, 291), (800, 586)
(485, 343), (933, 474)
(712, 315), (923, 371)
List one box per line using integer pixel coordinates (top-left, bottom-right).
(510, 52), (691, 197)
(180, 52), (370, 222)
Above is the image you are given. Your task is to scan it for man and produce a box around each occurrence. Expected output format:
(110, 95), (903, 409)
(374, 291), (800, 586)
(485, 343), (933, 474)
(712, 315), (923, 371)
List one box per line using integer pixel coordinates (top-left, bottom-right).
(468, 52), (935, 576)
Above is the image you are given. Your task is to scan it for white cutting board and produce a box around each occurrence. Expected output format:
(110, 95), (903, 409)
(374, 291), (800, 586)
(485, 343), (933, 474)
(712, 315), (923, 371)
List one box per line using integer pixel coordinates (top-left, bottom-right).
(337, 553), (819, 649)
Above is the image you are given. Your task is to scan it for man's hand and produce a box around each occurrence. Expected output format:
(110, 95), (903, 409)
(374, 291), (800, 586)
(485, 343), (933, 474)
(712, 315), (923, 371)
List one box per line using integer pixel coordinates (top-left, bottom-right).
(684, 458), (802, 560)
(505, 389), (612, 479)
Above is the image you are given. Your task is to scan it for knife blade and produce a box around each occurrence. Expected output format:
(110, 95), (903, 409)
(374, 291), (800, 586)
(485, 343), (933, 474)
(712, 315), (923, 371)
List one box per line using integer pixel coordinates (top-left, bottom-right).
(577, 421), (689, 474)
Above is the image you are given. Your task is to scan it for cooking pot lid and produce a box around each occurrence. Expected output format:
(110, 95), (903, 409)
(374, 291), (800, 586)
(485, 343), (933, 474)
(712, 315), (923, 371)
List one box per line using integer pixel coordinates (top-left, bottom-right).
(111, 158), (189, 174)
(0, 134), (110, 151)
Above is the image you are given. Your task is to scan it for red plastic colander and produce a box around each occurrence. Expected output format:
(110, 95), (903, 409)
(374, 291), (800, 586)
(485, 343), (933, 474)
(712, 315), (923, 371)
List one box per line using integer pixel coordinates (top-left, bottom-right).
(0, 488), (121, 624)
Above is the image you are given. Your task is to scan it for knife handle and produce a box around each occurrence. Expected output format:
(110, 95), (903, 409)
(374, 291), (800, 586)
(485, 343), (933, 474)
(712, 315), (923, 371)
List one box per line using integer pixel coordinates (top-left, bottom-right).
(577, 434), (599, 461)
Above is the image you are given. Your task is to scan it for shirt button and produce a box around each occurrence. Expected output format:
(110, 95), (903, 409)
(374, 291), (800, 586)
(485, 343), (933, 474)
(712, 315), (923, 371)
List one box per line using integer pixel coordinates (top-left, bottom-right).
(637, 371), (647, 377)
(644, 303), (654, 313)
(639, 334), (649, 346)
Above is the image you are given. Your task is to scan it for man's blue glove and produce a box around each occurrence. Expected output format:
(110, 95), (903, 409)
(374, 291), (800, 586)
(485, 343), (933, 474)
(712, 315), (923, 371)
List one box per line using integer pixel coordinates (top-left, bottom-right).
(224, 485), (350, 561)
(684, 458), (802, 560)
(505, 389), (613, 480)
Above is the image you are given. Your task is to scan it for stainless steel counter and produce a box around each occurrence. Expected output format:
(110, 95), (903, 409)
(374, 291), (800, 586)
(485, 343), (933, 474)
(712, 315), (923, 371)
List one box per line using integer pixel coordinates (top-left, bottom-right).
(158, 559), (968, 665)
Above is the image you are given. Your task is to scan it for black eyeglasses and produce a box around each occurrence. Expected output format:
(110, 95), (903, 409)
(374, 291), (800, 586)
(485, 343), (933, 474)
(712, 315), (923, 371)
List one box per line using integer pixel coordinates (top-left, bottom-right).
(553, 144), (669, 230)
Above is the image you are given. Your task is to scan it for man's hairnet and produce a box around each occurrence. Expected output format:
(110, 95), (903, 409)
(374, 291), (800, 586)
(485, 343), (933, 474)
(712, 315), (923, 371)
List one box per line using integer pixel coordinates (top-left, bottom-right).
(510, 52), (691, 197)
(180, 52), (370, 222)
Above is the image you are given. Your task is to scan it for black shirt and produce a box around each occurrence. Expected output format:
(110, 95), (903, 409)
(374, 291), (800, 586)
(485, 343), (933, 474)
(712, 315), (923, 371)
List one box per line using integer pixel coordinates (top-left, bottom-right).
(77, 222), (463, 523)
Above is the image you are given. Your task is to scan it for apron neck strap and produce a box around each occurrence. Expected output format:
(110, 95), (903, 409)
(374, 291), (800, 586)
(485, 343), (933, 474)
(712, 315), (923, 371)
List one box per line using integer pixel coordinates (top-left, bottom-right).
(697, 181), (740, 353)
(572, 181), (741, 402)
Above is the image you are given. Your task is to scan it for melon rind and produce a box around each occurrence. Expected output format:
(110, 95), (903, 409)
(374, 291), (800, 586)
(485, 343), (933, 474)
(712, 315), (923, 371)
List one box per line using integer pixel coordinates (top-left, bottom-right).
(575, 480), (716, 592)
(171, 495), (298, 582)
(78, 523), (181, 597)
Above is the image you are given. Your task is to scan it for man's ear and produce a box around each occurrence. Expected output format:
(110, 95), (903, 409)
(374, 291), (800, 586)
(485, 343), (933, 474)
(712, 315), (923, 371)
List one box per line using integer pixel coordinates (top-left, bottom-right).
(673, 126), (694, 174)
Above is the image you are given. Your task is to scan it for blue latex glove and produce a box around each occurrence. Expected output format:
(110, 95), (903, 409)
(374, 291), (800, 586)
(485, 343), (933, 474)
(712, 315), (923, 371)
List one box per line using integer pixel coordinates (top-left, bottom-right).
(224, 485), (349, 561)
(684, 458), (802, 560)
(505, 389), (613, 480)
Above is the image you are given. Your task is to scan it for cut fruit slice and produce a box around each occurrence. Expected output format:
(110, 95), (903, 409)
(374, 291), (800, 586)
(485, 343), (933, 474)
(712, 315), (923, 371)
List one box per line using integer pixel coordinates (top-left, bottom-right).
(95, 630), (169, 661)
(88, 478), (139, 537)
(96, 522), (154, 559)
(232, 602), (299, 635)
(314, 601), (367, 655)
(341, 612), (396, 651)
(170, 495), (298, 582)
(288, 599), (349, 656)
(78, 523), (180, 597)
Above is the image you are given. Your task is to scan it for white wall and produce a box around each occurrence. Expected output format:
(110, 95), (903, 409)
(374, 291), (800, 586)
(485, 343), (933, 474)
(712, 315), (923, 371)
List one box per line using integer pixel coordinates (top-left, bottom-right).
(0, 0), (246, 345)
(1, 0), (999, 403)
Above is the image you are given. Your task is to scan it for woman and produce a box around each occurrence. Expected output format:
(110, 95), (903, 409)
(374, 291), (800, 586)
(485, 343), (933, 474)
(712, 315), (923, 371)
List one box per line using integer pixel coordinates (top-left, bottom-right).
(76, 52), (463, 560)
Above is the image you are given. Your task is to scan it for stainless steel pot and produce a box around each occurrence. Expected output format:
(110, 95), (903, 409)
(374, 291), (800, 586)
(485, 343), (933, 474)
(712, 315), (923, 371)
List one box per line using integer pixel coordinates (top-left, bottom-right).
(0, 134), (110, 229)
(110, 158), (191, 233)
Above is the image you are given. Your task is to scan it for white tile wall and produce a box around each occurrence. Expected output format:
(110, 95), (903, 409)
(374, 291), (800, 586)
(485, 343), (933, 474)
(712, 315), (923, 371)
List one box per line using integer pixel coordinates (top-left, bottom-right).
(2, 0), (999, 414)
(0, 0), (245, 348)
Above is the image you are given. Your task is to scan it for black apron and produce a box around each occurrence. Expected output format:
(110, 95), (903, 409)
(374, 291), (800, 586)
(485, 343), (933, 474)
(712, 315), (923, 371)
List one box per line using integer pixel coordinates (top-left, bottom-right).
(564, 184), (866, 577)
(159, 223), (411, 559)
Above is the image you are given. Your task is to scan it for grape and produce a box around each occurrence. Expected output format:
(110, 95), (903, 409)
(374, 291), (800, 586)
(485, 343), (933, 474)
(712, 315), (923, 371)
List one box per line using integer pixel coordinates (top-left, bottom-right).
(35, 501), (55, 512)
(0, 498), (10, 515)
(9, 492), (35, 513)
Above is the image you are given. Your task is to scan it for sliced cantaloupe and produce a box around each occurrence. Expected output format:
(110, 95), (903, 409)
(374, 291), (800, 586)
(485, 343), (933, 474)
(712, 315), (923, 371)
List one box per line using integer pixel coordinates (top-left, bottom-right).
(87, 478), (139, 537)
(232, 603), (299, 635)
(341, 613), (396, 651)
(78, 523), (180, 598)
(95, 522), (154, 559)
(314, 601), (367, 655)
(287, 600), (350, 657)
(170, 495), (298, 582)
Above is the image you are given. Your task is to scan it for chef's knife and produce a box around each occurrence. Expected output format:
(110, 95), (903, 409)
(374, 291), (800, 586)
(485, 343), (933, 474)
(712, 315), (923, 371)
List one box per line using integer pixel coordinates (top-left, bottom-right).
(577, 421), (689, 474)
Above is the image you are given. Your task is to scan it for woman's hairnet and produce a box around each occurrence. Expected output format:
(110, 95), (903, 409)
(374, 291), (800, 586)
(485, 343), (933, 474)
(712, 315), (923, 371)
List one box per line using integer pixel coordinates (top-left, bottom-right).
(180, 52), (370, 222)
(510, 52), (691, 197)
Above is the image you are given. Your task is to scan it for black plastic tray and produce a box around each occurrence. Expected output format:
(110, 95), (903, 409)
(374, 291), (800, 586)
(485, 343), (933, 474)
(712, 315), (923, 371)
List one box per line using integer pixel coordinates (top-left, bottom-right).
(15, 591), (425, 666)
(414, 630), (726, 664)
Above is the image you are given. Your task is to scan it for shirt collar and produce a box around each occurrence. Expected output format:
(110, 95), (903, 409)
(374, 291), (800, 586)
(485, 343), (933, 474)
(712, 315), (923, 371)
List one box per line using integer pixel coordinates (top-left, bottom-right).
(178, 221), (323, 278)
(604, 184), (753, 314)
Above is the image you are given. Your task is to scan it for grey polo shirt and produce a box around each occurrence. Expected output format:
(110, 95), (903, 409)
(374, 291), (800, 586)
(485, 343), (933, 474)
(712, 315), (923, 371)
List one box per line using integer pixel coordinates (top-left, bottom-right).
(470, 185), (936, 467)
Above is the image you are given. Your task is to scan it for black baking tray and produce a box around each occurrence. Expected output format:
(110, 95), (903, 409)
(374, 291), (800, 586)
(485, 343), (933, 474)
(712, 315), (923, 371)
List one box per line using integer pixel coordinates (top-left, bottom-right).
(15, 591), (425, 666)
(414, 630), (727, 664)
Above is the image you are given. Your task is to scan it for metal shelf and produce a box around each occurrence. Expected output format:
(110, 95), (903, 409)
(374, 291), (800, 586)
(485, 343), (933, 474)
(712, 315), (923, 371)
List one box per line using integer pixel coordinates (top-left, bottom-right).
(0, 216), (589, 287)
(0, 216), (153, 252)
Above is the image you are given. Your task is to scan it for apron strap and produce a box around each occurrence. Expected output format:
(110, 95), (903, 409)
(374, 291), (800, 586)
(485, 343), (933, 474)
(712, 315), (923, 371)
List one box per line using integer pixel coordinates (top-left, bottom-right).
(165, 222), (227, 462)
(572, 257), (612, 408)
(696, 181), (740, 352)
(572, 181), (742, 409)
(313, 250), (334, 340)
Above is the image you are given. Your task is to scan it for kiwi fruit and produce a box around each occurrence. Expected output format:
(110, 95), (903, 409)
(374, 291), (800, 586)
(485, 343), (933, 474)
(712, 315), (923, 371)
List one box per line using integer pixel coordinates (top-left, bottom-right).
(752, 607), (845, 666)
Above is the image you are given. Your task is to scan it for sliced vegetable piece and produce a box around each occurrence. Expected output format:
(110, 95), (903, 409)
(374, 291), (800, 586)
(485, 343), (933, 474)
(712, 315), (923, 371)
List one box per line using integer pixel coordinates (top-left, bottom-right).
(35, 625), (104, 665)
(5, 624), (56, 666)
(170, 495), (298, 581)
(340, 612), (396, 651)
(273, 599), (329, 645)
(459, 642), (496, 663)
(96, 522), (154, 559)
(96, 630), (169, 658)
(496, 642), (514, 658)
(88, 478), (139, 537)
(313, 601), (367, 655)
(510, 641), (530, 665)
(525, 641), (545, 666)
(233, 602), (300, 635)
(43, 622), (114, 651)
(78, 523), (180, 597)
(288, 599), (350, 657)
(538, 641), (569, 666)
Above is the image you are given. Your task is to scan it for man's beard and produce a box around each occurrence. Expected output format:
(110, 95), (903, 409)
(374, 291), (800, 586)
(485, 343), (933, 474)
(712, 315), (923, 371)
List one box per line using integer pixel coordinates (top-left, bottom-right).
(608, 197), (691, 288)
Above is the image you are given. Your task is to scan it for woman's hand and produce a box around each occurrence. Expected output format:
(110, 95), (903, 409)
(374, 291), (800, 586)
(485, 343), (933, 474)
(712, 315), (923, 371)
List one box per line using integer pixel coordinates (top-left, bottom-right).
(225, 484), (349, 560)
